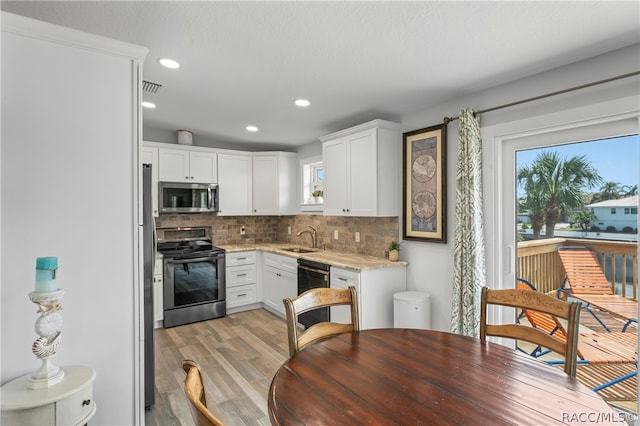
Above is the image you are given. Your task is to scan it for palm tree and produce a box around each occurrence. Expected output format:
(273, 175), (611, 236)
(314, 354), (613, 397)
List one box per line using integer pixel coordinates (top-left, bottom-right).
(591, 181), (622, 202)
(518, 151), (602, 238)
(622, 184), (638, 197)
(520, 191), (546, 239)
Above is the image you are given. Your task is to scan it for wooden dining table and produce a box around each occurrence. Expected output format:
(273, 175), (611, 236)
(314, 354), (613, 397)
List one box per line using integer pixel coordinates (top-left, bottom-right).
(268, 329), (621, 425)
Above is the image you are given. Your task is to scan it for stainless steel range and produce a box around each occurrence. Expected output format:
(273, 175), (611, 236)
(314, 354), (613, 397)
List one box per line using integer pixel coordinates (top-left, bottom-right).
(156, 227), (225, 327)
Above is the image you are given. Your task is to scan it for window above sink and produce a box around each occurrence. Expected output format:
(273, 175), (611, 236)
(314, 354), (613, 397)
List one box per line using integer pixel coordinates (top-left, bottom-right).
(300, 155), (323, 212)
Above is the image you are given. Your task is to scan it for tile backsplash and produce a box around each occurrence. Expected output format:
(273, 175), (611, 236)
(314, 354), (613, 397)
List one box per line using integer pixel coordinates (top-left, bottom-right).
(155, 214), (399, 258)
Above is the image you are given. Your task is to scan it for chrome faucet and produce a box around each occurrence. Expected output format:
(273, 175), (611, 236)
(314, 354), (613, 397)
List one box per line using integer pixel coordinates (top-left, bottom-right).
(296, 226), (318, 249)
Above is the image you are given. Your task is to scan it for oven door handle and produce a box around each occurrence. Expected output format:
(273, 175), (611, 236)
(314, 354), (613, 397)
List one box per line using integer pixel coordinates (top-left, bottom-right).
(298, 264), (329, 275)
(168, 256), (217, 264)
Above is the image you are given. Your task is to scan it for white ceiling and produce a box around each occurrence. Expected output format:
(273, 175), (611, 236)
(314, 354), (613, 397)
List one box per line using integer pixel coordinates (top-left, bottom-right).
(2, 1), (639, 150)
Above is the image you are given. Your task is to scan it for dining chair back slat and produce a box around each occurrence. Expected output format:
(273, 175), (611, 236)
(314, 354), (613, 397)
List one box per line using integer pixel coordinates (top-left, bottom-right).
(284, 286), (359, 357)
(513, 279), (637, 391)
(480, 286), (581, 377)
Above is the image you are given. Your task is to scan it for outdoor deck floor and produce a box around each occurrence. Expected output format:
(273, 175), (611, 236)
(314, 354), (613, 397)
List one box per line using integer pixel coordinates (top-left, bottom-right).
(521, 307), (638, 416)
(576, 309), (637, 415)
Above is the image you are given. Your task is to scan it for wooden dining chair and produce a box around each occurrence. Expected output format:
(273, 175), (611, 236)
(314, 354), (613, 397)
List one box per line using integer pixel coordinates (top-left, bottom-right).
(284, 286), (359, 357)
(480, 286), (581, 377)
(182, 359), (225, 426)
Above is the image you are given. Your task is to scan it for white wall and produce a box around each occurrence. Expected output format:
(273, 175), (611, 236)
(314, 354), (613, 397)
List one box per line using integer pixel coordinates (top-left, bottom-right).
(400, 44), (640, 331)
(297, 140), (323, 159)
(1, 14), (146, 425)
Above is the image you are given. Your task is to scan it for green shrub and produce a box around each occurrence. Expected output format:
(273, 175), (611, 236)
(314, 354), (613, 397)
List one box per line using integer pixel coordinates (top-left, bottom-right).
(623, 226), (633, 233)
(606, 226), (616, 232)
(590, 226), (600, 232)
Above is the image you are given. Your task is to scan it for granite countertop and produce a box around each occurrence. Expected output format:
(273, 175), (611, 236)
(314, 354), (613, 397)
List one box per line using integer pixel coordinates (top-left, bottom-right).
(218, 243), (407, 272)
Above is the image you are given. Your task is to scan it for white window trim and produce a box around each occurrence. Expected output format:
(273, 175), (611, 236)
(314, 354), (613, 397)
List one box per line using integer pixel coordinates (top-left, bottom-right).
(299, 155), (323, 213)
(481, 95), (639, 345)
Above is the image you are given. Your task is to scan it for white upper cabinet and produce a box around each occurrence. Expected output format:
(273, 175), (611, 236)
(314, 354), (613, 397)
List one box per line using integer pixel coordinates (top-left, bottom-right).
(321, 119), (401, 217)
(217, 153), (252, 215)
(322, 140), (349, 215)
(141, 146), (159, 217)
(252, 153), (297, 215)
(158, 148), (217, 183)
(189, 151), (218, 182)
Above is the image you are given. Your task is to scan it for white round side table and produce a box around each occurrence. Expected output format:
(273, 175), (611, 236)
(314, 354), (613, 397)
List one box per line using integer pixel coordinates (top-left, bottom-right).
(1, 365), (96, 425)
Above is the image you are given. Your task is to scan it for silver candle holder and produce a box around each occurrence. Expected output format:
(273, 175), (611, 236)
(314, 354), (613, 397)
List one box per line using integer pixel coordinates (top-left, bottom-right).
(27, 289), (65, 389)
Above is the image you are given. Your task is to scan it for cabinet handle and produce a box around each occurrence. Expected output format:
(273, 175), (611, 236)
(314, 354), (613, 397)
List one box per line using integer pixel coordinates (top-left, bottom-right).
(238, 293), (247, 297)
(338, 277), (348, 281)
(237, 257), (246, 260)
(185, 176), (189, 180)
(237, 273), (247, 277)
(82, 399), (91, 406)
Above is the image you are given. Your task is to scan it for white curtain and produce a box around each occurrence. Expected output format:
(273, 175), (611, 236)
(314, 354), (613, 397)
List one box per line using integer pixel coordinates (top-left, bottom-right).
(450, 109), (486, 337)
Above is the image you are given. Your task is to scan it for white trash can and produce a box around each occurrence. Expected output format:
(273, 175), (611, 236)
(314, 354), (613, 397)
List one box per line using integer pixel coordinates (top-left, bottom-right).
(394, 291), (431, 329)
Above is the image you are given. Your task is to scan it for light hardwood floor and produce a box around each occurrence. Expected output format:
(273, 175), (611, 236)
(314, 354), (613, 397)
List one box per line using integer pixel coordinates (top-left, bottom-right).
(147, 308), (637, 425)
(146, 308), (289, 426)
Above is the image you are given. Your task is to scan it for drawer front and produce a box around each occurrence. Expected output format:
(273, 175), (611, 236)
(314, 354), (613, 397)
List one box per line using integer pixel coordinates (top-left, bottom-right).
(226, 264), (257, 287)
(264, 253), (297, 274)
(226, 251), (256, 267)
(56, 382), (94, 425)
(330, 267), (359, 288)
(227, 284), (257, 308)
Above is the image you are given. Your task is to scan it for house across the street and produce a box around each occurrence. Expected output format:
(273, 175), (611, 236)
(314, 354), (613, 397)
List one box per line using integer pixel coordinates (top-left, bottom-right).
(587, 195), (638, 232)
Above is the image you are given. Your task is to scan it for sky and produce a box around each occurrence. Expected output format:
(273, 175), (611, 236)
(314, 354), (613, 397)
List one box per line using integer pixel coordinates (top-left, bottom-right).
(516, 134), (639, 195)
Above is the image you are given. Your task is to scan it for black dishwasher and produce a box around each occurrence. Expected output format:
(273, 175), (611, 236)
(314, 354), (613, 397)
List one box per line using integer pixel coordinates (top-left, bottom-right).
(297, 258), (330, 328)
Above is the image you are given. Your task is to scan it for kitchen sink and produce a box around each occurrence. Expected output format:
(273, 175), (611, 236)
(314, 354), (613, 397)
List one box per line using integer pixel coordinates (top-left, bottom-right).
(281, 247), (319, 253)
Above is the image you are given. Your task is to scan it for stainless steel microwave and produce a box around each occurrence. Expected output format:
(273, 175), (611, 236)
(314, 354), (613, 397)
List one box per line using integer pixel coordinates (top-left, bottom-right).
(159, 182), (218, 213)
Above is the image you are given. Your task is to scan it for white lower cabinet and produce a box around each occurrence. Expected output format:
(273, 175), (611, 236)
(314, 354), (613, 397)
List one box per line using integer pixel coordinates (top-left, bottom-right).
(226, 251), (258, 310)
(330, 265), (406, 329)
(262, 252), (297, 317)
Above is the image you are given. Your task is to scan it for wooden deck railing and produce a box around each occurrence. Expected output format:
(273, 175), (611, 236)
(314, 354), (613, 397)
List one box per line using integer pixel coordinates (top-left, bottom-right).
(517, 238), (638, 300)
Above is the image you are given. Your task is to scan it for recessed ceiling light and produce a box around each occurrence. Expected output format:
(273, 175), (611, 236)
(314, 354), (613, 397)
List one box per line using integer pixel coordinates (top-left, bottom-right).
(159, 58), (180, 69)
(141, 101), (156, 109)
(295, 99), (310, 107)
(246, 125), (258, 132)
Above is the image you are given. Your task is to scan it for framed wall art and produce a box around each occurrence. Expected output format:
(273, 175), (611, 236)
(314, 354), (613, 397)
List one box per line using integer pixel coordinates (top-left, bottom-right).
(403, 123), (446, 243)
